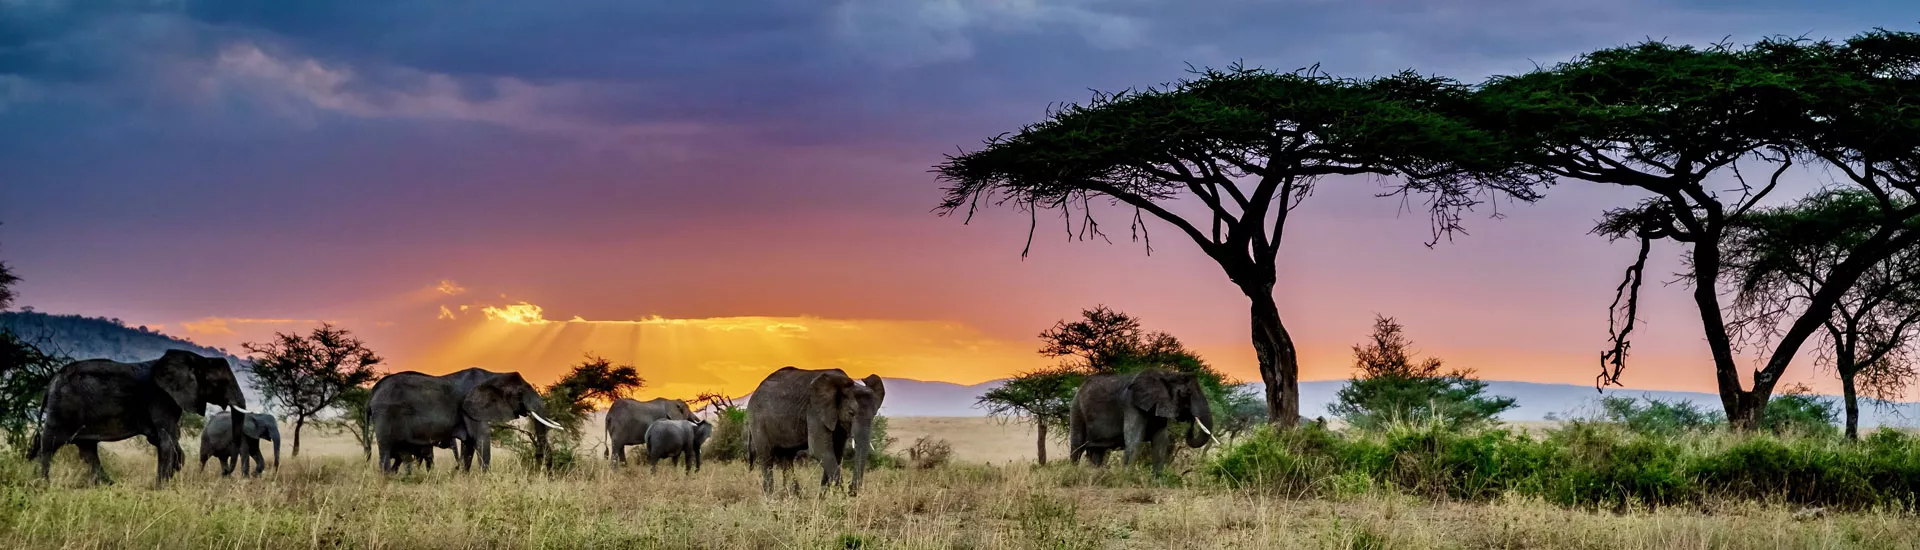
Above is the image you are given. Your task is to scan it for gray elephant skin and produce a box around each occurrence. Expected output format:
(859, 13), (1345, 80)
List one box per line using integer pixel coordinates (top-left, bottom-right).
(199, 411), (281, 477)
(643, 418), (711, 474)
(32, 349), (252, 486)
(366, 367), (561, 473)
(1069, 369), (1218, 476)
(746, 367), (886, 496)
(605, 397), (693, 468)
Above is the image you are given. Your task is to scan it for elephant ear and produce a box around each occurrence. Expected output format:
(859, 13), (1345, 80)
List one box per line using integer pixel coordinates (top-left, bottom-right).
(670, 400), (692, 420)
(861, 375), (886, 405)
(243, 414), (273, 440)
(810, 374), (853, 431)
(463, 373), (523, 423)
(1128, 372), (1177, 418)
(151, 350), (200, 413)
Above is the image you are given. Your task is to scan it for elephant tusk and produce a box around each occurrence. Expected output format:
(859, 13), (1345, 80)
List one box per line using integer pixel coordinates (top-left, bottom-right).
(1195, 421), (1222, 447)
(530, 412), (563, 429)
(230, 405), (253, 414)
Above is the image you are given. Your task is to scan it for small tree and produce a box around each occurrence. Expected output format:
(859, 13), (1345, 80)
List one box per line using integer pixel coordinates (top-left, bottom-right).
(695, 391), (749, 463)
(241, 323), (383, 456)
(1329, 315), (1515, 431)
(313, 385), (375, 461)
(1216, 383), (1268, 442)
(0, 248), (69, 452)
(544, 353), (645, 423)
(1760, 384), (1840, 437)
(976, 365), (1084, 464)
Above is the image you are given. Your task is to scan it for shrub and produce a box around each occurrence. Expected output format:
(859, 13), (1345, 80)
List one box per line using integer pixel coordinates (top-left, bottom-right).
(868, 416), (899, 469)
(1594, 395), (1723, 436)
(703, 407), (749, 462)
(1329, 316), (1515, 431)
(905, 436), (953, 469)
(1760, 386), (1840, 437)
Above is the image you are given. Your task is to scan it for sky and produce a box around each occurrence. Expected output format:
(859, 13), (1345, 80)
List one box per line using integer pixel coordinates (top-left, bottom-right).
(3, 0), (1915, 401)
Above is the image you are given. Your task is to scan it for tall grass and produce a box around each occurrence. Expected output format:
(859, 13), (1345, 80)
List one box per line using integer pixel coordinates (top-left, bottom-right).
(4, 428), (1919, 548)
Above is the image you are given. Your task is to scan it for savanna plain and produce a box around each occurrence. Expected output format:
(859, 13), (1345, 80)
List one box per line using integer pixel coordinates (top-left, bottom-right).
(3, 416), (1916, 549)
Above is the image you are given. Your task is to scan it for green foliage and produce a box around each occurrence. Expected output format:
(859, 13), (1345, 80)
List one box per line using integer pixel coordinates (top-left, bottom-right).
(545, 353), (645, 415)
(0, 330), (66, 452)
(702, 407), (749, 463)
(1215, 384), (1267, 440)
(1207, 420), (1920, 511)
(976, 365), (1082, 434)
(313, 385), (374, 461)
(1035, 305), (1239, 413)
(241, 323), (382, 456)
(1329, 315), (1515, 431)
(1760, 385), (1840, 437)
(1595, 395), (1725, 436)
(867, 416), (897, 469)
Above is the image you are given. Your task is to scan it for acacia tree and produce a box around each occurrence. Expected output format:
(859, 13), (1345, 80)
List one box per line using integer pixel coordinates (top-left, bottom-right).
(1475, 31), (1920, 428)
(935, 65), (1542, 426)
(1328, 315), (1515, 430)
(975, 365), (1083, 464)
(1726, 189), (1920, 439)
(242, 323), (383, 456)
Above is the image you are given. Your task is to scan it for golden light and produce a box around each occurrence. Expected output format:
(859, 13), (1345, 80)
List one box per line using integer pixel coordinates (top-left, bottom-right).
(414, 299), (1047, 400)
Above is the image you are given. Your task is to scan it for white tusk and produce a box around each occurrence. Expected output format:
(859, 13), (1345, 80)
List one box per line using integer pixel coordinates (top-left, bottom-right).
(1195, 421), (1222, 447)
(230, 405), (253, 414)
(530, 412), (562, 429)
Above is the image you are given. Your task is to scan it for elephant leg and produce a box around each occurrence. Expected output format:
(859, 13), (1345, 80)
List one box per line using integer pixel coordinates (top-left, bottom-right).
(221, 455), (236, 477)
(760, 458), (775, 494)
(1149, 425), (1171, 477)
(1069, 414), (1085, 466)
(648, 454), (659, 474)
(35, 426), (72, 481)
(248, 442), (265, 477)
(199, 449), (210, 473)
(610, 444), (624, 469)
(1087, 448), (1110, 467)
(74, 441), (111, 485)
(808, 428), (841, 489)
(151, 435), (182, 487)
(1121, 410), (1146, 468)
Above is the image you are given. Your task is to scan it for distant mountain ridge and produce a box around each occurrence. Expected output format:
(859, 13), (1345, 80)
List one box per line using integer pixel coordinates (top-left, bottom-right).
(0, 311), (259, 403)
(730, 377), (1920, 428)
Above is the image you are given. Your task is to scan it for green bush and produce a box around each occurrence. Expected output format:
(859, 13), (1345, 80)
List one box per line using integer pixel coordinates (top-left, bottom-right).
(1594, 395), (1723, 436)
(1205, 420), (1920, 512)
(703, 407), (749, 462)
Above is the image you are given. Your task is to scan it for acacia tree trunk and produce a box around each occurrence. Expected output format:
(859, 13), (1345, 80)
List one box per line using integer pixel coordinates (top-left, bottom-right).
(1842, 369), (1861, 440)
(1243, 281), (1300, 428)
(1035, 422), (1048, 465)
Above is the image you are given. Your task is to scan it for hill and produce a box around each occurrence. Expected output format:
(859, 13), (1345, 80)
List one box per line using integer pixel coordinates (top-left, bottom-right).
(0, 311), (257, 402)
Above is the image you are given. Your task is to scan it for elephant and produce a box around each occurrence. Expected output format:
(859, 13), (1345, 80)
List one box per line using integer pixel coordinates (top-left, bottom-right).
(643, 418), (711, 474)
(32, 349), (252, 487)
(1068, 369), (1219, 477)
(199, 411), (281, 477)
(605, 397), (694, 468)
(746, 367), (885, 496)
(366, 367), (561, 474)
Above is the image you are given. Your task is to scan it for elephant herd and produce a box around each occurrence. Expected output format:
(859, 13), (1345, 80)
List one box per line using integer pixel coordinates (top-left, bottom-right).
(27, 350), (1219, 495)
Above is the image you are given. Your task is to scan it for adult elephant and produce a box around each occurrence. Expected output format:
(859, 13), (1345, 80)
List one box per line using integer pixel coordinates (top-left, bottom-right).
(199, 411), (281, 477)
(605, 397), (693, 468)
(367, 368), (561, 473)
(33, 349), (252, 487)
(1069, 369), (1219, 476)
(746, 367), (885, 496)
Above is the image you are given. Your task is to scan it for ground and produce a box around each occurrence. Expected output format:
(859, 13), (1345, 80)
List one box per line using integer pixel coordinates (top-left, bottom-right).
(2, 417), (1914, 549)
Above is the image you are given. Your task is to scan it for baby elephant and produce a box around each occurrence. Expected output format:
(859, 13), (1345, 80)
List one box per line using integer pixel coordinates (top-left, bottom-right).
(644, 419), (711, 474)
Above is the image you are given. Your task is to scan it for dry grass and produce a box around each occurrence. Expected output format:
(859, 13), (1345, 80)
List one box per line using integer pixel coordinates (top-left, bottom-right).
(2, 419), (1916, 549)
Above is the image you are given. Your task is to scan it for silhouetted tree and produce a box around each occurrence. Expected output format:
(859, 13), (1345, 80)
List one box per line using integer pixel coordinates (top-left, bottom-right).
(936, 65), (1545, 427)
(0, 241), (67, 451)
(314, 385), (375, 461)
(1329, 315), (1515, 430)
(241, 323), (383, 456)
(975, 365), (1084, 464)
(1724, 189), (1920, 439)
(543, 353), (645, 430)
(1475, 31), (1920, 428)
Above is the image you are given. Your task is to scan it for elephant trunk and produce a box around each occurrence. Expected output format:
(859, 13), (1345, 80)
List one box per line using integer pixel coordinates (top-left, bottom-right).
(1185, 396), (1216, 449)
(271, 427), (282, 469)
(850, 418), (873, 495)
(531, 415), (552, 470)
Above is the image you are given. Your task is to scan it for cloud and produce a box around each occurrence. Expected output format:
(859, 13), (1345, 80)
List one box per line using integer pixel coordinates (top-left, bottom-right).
(435, 280), (467, 296)
(437, 305), (457, 320)
(198, 42), (713, 155)
(177, 317), (311, 337)
(831, 0), (1146, 68)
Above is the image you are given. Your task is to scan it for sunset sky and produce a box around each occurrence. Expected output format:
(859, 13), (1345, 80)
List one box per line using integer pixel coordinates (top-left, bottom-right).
(3, 1), (1913, 401)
